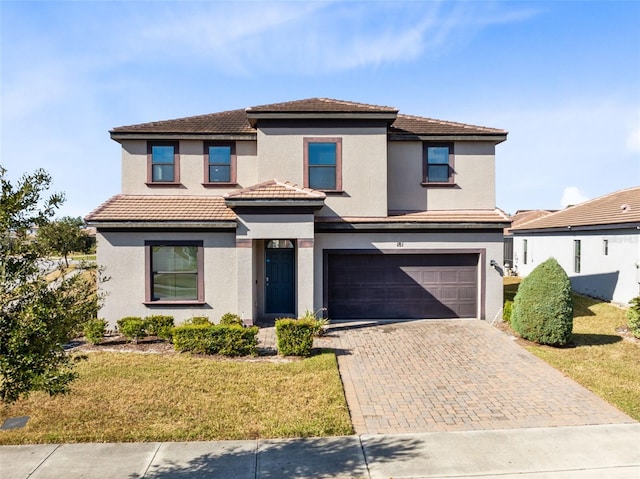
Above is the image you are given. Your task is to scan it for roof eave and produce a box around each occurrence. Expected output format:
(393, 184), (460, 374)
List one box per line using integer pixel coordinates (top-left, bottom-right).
(388, 133), (508, 144)
(225, 199), (326, 208)
(316, 221), (510, 231)
(88, 220), (237, 229)
(512, 222), (640, 234)
(109, 132), (257, 142)
(245, 112), (398, 127)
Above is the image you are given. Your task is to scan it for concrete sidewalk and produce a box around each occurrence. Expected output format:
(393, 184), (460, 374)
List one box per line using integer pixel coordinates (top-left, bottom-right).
(2, 423), (639, 478)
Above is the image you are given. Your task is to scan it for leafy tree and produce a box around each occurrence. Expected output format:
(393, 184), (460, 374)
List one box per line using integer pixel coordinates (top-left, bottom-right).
(38, 216), (87, 267)
(0, 166), (99, 403)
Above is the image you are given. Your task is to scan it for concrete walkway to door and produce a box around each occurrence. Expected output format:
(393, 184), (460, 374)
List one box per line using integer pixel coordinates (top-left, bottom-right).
(312, 319), (634, 435)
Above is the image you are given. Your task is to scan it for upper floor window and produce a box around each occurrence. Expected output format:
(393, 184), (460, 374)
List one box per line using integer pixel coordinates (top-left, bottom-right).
(423, 143), (454, 185)
(147, 141), (180, 185)
(603, 239), (609, 256)
(523, 239), (528, 264)
(145, 241), (204, 304)
(304, 137), (342, 191)
(204, 142), (236, 185)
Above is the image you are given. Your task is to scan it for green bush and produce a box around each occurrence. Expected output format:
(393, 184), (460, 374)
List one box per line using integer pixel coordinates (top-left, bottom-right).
(219, 312), (244, 327)
(117, 316), (147, 344)
(83, 318), (107, 345)
(144, 315), (174, 340)
(275, 318), (316, 356)
(172, 324), (258, 356)
(503, 300), (513, 324)
(627, 296), (640, 339)
(185, 316), (211, 325)
(299, 308), (330, 336)
(511, 258), (573, 346)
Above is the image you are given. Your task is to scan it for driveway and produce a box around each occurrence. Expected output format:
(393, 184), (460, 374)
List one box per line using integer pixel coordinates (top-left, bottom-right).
(314, 319), (634, 435)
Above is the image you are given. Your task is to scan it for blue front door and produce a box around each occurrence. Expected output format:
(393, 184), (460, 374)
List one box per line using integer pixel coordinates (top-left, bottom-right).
(265, 248), (295, 314)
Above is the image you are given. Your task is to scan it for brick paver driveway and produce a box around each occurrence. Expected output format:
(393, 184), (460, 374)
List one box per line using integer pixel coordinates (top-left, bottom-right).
(314, 319), (634, 435)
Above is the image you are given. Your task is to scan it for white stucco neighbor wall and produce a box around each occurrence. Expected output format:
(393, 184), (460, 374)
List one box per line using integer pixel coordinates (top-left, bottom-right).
(512, 229), (640, 305)
(314, 231), (505, 321)
(387, 141), (496, 211)
(97, 230), (238, 329)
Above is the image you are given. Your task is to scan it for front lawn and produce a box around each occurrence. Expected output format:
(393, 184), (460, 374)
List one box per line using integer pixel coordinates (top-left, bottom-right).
(504, 278), (640, 420)
(0, 351), (352, 444)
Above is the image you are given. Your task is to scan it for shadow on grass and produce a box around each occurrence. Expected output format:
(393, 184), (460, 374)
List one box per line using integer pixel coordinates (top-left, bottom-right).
(131, 435), (422, 479)
(567, 333), (622, 347)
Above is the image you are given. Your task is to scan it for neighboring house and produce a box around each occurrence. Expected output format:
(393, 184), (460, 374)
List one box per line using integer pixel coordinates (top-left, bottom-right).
(510, 187), (640, 305)
(86, 98), (510, 327)
(503, 210), (555, 273)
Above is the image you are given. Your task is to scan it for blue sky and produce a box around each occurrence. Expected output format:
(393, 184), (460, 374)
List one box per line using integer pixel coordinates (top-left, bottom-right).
(2, 0), (639, 217)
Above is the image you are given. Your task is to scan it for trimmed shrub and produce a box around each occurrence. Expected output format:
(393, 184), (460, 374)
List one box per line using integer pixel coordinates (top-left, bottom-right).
(186, 316), (211, 326)
(117, 316), (147, 344)
(627, 296), (640, 339)
(219, 312), (244, 328)
(144, 315), (174, 340)
(503, 300), (513, 324)
(83, 318), (107, 345)
(172, 324), (258, 356)
(299, 308), (330, 336)
(511, 258), (573, 346)
(275, 318), (316, 356)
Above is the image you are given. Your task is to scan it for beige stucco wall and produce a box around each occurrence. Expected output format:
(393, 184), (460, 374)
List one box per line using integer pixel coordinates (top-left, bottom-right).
(257, 126), (388, 217)
(314, 231), (505, 321)
(97, 230), (238, 329)
(387, 141), (496, 211)
(120, 139), (258, 195)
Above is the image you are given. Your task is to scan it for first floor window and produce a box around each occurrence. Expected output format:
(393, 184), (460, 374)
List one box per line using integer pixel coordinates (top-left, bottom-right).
(423, 143), (454, 184)
(148, 141), (180, 184)
(574, 240), (581, 273)
(205, 142), (236, 184)
(304, 137), (342, 191)
(146, 241), (203, 302)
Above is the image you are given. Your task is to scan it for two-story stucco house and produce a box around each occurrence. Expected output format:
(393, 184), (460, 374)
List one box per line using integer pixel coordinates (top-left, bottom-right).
(86, 98), (510, 328)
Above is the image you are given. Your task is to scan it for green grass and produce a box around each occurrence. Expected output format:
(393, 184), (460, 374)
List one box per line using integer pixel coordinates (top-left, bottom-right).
(0, 352), (352, 444)
(504, 278), (640, 420)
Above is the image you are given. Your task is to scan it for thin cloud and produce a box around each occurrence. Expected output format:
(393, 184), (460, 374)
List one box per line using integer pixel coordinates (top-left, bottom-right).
(561, 187), (589, 208)
(131, 1), (539, 75)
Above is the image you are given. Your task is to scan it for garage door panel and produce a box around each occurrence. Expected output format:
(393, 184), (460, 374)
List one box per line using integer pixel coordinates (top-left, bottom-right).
(327, 253), (478, 319)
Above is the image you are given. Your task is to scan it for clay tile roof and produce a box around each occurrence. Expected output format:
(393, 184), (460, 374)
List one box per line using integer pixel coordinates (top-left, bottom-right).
(224, 180), (326, 200)
(111, 109), (253, 135)
(511, 186), (640, 231)
(390, 114), (507, 136)
(318, 209), (511, 224)
(85, 195), (236, 222)
(504, 209), (556, 234)
(109, 98), (505, 137)
(246, 97), (398, 114)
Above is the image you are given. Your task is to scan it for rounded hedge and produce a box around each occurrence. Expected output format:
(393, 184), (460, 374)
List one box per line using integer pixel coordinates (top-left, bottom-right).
(511, 257), (573, 346)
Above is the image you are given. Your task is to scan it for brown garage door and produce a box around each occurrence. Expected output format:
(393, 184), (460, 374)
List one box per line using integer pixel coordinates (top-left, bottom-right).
(327, 253), (478, 319)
